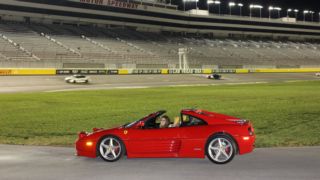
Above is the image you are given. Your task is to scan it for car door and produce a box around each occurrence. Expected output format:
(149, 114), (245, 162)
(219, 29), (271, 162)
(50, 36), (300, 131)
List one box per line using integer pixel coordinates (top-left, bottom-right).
(177, 114), (209, 158)
(126, 127), (181, 158)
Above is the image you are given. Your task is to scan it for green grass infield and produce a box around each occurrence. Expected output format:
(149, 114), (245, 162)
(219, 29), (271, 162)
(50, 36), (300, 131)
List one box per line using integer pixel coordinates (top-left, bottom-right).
(0, 81), (319, 147)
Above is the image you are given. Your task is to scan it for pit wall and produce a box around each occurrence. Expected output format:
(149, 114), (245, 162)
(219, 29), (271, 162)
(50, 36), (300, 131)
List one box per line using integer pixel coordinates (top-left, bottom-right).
(0, 68), (320, 76)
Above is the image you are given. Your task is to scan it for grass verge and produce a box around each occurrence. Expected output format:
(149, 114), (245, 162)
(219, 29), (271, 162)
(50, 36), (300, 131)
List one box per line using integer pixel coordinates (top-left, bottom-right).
(0, 81), (319, 147)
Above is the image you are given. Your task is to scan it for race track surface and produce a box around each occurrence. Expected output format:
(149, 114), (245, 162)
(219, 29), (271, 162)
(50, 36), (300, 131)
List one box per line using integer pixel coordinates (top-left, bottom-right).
(0, 145), (319, 180)
(0, 73), (319, 93)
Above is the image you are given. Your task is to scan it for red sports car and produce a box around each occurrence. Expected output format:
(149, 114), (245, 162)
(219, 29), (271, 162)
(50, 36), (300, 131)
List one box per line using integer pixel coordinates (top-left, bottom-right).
(76, 109), (255, 164)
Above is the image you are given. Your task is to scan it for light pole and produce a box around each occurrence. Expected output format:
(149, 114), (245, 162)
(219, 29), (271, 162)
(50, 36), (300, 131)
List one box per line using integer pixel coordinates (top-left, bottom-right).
(269, 6), (282, 19)
(228, 2), (235, 16)
(250, 4), (263, 19)
(210, 0), (221, 15)
(294, 9), (299, 19)
(207, 0), (213, 12)
(310, 11), (315, 22)
(287, 9), (292, 17)
(268, 6), (273, 20)
(238, 3), (243, 16)
(303, 10), (309, 22)
(183, 0), (199, 12)
(276, 7), (282, 18)
(196, 0), (199, 10)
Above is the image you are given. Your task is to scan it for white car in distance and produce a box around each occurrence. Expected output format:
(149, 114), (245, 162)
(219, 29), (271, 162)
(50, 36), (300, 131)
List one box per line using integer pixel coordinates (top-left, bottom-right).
(65, 75), (90, 84)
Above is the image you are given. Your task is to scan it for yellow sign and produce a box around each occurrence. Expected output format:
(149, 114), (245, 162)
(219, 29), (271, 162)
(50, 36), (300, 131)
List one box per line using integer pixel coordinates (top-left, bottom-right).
(124, 130), (128, 135)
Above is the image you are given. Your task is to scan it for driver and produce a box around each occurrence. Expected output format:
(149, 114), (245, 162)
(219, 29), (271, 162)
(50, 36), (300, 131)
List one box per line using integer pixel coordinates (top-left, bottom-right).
(159, 115), (171, 128)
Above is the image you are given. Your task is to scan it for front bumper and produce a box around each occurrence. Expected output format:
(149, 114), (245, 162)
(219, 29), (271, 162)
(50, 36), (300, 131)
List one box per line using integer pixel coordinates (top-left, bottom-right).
(75, 138), (97, 158)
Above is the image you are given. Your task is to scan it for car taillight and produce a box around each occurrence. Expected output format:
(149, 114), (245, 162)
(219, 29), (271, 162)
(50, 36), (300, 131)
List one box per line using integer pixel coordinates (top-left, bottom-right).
(78, 131), (87, 139)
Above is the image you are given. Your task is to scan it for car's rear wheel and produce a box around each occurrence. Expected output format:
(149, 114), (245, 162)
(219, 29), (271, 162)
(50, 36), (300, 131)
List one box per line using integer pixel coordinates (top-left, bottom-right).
(206, 135), (236, 164)
(98, 136), (124, 162)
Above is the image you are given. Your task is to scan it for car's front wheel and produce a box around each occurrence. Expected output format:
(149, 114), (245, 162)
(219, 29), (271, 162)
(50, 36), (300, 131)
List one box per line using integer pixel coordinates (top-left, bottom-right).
(97, 136), (124, 162)
(206, 135), (236, 164)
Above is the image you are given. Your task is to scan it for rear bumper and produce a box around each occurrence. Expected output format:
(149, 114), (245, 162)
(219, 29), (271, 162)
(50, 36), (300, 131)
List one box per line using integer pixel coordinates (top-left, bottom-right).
(235, 135), (256, 155)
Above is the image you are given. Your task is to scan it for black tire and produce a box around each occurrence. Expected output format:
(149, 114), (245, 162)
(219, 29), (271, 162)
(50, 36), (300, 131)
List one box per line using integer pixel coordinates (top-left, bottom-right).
(97, 135), (125, 162)
(205, 134), (236, 164)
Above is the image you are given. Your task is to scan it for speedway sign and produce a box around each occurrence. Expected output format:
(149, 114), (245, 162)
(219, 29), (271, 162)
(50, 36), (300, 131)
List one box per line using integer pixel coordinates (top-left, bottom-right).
(69, 0), (139, 9)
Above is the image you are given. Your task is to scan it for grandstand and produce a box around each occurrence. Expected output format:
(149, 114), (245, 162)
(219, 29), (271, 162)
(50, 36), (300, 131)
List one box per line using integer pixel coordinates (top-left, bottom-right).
(0, 22), (319, 69)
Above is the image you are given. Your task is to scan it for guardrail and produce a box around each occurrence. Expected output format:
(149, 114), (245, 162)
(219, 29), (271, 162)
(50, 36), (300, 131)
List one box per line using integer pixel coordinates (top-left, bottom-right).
(1, 68), (320, 76)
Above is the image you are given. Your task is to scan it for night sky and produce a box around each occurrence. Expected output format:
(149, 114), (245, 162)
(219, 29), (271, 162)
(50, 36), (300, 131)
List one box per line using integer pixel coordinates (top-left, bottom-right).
(172, 0), (320, 21)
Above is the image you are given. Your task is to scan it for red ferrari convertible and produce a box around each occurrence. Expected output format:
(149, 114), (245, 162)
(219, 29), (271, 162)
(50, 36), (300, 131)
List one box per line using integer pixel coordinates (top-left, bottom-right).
(76, 109), (255, 164)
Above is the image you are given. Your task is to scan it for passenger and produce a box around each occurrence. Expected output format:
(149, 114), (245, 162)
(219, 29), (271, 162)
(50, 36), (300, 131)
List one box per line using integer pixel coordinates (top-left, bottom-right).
(169, 117), (180, 128)
(159, 115), (171, 128)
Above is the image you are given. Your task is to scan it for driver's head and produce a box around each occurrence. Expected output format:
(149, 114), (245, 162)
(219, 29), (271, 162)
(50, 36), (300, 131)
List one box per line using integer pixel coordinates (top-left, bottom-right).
(159, 115), (170, 128)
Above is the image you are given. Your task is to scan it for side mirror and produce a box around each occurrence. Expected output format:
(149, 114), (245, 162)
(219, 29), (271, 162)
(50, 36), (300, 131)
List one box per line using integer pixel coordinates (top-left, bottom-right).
(137, 121), (145, 128)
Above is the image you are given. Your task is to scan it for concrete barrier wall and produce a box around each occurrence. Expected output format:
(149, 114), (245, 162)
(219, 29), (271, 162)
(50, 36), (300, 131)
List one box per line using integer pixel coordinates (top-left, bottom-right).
(236, 69), (249, 74)
(254, 68), (320, 73)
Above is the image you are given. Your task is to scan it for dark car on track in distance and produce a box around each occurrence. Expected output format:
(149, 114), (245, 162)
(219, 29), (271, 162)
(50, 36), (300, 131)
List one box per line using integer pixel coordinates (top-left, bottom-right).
(207, 74), (222, 80)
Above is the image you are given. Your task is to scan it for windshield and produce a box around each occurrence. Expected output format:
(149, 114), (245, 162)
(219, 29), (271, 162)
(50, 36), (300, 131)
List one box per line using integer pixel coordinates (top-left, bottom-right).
(123, 120), (139, 128)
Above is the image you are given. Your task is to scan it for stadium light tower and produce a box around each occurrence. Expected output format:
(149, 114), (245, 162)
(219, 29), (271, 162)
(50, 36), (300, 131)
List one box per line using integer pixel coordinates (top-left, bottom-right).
(238, 3), (244, 16)
(207, 0), (213, 12)
(213, 0), (221, 16)
(310, 11), (315, 22)
(207, 0), (221, 15)
(268, 6), (282, 20)
(294, 9), (299, 19)
(183, 0), (186, 11)
(287, 9), (292, 17)
(303, 10), (313, 22)
(195, 0), (199, 11)
(183, 0), (199, 12)
(250, 4), (263, 19)
(228, 2), (236, 16)
(303, 10), (308, 22)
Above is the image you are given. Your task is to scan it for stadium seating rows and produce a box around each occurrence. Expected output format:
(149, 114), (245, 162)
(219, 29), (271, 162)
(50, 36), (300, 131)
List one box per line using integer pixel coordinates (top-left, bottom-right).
(0, 22), (319, 68)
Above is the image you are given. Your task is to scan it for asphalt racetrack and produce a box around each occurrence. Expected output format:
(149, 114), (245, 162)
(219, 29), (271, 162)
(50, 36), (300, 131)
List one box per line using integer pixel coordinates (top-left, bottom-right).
(0, 73), (318, 93)
(0, 145), (319, 180)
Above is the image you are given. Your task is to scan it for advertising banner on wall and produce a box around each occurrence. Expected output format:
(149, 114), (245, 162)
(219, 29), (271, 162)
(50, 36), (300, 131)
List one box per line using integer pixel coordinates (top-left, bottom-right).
(132, 69), (162, 74)
(56, 69), (107, 75)
(168, 69), (203, 74)
(107, 69), (119, 74)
